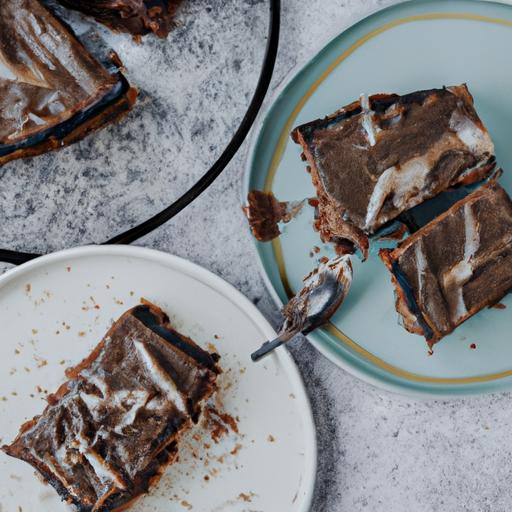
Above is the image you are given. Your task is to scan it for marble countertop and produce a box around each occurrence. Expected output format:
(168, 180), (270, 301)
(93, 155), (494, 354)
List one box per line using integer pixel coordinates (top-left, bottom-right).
(1, 1), (511, 511)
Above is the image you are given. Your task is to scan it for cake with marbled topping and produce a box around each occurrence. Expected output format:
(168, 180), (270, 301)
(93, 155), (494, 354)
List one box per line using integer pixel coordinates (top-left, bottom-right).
(291, 85), (496, 259)
(379, 181), (512, 348)
(2, 301), (220, 511)
(0, 0), (136, 167)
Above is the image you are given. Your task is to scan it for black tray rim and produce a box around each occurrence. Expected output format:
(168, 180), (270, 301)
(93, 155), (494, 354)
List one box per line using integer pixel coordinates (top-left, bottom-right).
(0, 0), (281, 265)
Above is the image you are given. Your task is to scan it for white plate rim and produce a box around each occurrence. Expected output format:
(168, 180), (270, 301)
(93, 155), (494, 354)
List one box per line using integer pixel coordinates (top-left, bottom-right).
(0, 244), (317, 510)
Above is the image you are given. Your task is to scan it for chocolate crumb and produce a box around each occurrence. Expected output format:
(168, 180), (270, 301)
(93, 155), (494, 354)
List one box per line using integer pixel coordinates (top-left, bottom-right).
(470, 343), (477, 349)
(230, 443), (242, 455)
(238, 492), (254, 502)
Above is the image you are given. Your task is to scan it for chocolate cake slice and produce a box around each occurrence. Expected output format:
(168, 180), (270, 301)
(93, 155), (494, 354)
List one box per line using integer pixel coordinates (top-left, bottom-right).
(2, 301), (220, 511)
(0, 0), (137, 167)
(292, 85), (496, 259)
(56, 0), (183, 38)
(380, 181), (512, 348)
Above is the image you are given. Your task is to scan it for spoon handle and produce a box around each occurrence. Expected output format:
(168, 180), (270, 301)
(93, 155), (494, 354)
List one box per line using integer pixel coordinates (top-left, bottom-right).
(251, 330), (297, 362)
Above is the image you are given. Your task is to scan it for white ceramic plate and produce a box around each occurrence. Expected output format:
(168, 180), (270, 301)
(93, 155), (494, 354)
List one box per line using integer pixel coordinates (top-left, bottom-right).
(0, 246), (316, 512)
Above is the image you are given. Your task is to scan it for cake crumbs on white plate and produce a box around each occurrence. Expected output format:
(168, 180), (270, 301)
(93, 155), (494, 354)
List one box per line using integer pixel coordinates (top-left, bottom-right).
(33, 356), (48, 368)
(238, 491), (255, 502)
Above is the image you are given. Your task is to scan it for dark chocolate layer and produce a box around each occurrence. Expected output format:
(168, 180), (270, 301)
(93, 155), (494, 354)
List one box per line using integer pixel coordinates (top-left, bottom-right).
(380, 181), (512, 345)
(2, 301), (220, 511)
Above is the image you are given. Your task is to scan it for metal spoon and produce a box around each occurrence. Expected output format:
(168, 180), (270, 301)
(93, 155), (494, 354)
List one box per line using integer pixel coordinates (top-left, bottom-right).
(251, 255), (353, 362)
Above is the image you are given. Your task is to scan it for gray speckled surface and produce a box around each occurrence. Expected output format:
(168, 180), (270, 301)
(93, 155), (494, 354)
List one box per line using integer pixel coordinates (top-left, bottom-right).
(1, 1), (512, 511)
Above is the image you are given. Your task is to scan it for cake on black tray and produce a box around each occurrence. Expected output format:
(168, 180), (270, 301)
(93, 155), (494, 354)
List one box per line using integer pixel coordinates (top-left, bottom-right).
(291, 84), (496, 259)
(0, 0), (137, 167)
(2, 300), (220, 511)
(379, 181), (512, 349)
(56, 0), (183, 38)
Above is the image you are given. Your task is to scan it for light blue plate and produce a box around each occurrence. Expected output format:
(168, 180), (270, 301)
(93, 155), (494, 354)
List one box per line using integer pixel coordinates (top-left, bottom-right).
(244, 0), (512, 397)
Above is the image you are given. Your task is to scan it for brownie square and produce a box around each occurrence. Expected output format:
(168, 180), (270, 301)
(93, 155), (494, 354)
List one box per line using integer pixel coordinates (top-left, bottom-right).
(0, 0), (136, 167)
(2, 301), (220, 511)
(292, 85), (495, 258)
(380, 181), (512, 347)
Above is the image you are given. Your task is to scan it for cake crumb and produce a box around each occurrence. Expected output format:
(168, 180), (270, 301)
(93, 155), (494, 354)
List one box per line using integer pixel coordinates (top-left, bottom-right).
(130, 291), (135, 296)
(470, 343), (477, 349)
(78, 331), (86, 337)
(204, 475), (209, 481)
(25, 284), (31, 294)
(34, 356), (48, 368)
(180, 500), (192, 510)
(207, 342), (218, 353)
(230, 443), (242, 455)
(66, 266), (71, 272)
(14, 348), (20, 355)
(238, 492), (255, 502)
(214, 334), (220, 340)
(267, 434), (275, 442)
(31, 329), (38, 335)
